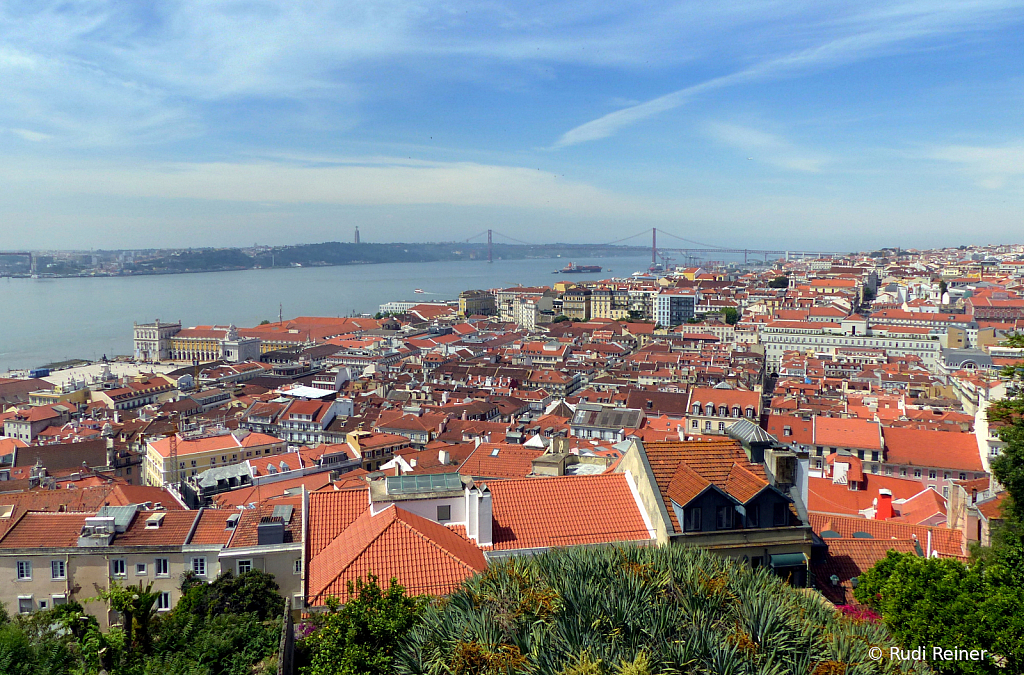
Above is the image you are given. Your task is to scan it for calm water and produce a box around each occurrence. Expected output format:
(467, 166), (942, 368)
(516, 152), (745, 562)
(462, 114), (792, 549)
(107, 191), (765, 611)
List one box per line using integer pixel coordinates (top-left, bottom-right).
(0, 255), (654, 371)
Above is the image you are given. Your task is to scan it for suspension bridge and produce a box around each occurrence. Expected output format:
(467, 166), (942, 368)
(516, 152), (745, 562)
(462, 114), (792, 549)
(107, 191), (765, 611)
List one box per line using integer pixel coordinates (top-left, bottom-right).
(462, 228), (846, 266)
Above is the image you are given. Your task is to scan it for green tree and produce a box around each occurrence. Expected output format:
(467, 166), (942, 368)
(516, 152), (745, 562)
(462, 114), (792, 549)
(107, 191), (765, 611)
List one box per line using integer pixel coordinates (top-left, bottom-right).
(301, 575), (426, 675)
(722, 307), (739, 325)
(855, 551), (1024, 674)
(768, 275), (789, 289)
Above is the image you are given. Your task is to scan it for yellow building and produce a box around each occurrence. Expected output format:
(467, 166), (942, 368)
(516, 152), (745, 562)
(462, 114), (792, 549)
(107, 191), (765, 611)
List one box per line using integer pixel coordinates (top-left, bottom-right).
(145, 431), (286, 486)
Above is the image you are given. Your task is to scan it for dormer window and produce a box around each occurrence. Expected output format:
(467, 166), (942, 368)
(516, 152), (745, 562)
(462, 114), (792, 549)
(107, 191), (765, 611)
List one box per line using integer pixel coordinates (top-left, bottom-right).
(731, 406), (741, 418)
(705, 404), (714, 416)
(692, 403), (701, 415)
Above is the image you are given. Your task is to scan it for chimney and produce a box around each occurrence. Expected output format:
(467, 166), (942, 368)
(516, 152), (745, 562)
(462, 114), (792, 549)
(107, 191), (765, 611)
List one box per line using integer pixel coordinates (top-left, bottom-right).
(477, 484), (492, 546)
(875, 488), (894, 520)
(466, 486), (479, 540)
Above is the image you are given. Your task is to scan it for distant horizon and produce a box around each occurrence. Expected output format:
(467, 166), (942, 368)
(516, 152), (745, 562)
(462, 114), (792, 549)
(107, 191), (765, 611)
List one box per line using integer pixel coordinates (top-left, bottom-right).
(5, 235), (1015, 257)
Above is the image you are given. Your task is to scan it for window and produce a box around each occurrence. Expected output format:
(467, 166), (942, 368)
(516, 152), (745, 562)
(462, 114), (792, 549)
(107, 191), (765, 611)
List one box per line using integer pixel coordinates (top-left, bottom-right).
(928, 470), (937, 479)
(960, 473), (967, 480)
(900, 468), (907, 477)
(136, 563), (147, 576)
(17, 560), (31, 580)
(704, 421), (712, 431)
(857, 450), (865, 460)
(51, 560), (66, 580)
(52, 595), (67, 607)
(747, 506), (760, 528)
(294, 559), (302, 575)
(718, 422), (726, 431)
(192, 557), (207, 577)
(437, 505), (451, 522)
(871, 451), (879, 462)
(943, 486), (950, 498)
(913, 469), (922, 478)
(773, 503), (788, 527)
(816, 446), (824, 456)
(885, 467), (893, 476)
(157, 592), (171, 611)
(18, 597), (33, 614)
(783, 426), (792, 436)
(39, 599), (48, 610)
(691, 420), (698, 428)
(237, 559), (252, 575)
(683, 507), (702, 532)
(716, 505), (734, 530)
(111, 559), (126, 577)
(750, 556), (764, 568)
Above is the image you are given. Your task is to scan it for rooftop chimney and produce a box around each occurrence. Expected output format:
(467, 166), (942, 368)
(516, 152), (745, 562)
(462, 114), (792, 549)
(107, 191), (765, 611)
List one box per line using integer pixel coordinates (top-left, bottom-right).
(875, 488), (894, 520)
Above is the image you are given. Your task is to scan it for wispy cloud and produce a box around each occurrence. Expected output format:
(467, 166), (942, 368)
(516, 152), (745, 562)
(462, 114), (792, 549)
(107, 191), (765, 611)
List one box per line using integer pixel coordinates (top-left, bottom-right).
(554, 1), (1024, 147)
(930, 142), (1024, 189)
(706, 121), (829, 172)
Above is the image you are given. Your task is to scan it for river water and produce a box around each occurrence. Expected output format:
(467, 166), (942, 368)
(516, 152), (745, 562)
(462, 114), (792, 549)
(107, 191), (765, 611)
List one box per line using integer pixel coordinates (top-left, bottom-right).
(0, 255), (654, 371)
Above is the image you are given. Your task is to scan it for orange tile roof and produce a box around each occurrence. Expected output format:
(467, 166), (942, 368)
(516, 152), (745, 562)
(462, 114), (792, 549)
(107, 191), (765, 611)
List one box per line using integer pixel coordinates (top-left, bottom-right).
(0, 512), (88, 548)
(459, 444), (542, 479)
(213, 473), (332, 508)
(240, 432), (285, 448)
(188, 508), (238, 545)
(640, 440), (769, 532)
(813, 417), (882, 450)
(487, 474), (652, 550)
(115, 510), (199, 546)
(307, 504), (486, 601)
(882, 427), (984, 472)
(149, 433), (241, 458)
(307, 489), (372, 557)
(977, 492), (1008, 520)
(665, 462), (711, 507)
(725, 463), (769, 503)
(813, 538), (919, 604)
(808, 475), (924, 516)
(808, 512), (964, 557)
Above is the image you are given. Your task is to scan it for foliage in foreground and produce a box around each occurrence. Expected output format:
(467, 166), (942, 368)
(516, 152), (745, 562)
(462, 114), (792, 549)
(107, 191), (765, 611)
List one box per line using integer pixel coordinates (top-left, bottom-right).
(297, 575), (427, 675)
(393, 545), (926, 675)
(0, 570), (283, 675)
(855, 549), (1024, 675)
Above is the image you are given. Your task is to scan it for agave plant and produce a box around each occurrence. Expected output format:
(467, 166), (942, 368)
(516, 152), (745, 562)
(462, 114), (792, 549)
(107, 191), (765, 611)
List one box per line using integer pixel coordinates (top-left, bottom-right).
(393, 545), (932, 675)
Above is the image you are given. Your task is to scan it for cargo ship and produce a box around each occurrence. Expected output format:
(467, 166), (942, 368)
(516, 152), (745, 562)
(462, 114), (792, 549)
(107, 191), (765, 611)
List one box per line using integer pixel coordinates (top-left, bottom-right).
(554, 262), (602, 274)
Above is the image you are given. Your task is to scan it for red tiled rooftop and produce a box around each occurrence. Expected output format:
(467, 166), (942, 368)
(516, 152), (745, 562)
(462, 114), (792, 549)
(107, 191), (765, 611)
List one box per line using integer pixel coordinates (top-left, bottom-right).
(640, 439), (768, 531)
(808, 512), (964, 557)
(882, 426), (984, 472)
(307, 489), (372, 557)
(0, 512), (88, 548)
(307, 504), (486, 601)
(488, 474), (652, 550)
(188, 508), (239, 545)
(115, 510), (199, 546)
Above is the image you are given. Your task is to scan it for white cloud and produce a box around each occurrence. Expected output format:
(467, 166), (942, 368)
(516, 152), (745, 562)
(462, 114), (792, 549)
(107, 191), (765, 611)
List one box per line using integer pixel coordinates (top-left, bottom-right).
(9, 128), (53, 142)
(706, 121), (829, 172)
(929, 142), (1024, 189)
(554, 0), (1024, 147)
(0, 154), (669, 219)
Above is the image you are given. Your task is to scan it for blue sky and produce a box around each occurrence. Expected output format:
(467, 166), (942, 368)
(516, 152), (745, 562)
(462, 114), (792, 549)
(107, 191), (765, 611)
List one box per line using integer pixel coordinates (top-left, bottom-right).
(2, 0), (1024, 251)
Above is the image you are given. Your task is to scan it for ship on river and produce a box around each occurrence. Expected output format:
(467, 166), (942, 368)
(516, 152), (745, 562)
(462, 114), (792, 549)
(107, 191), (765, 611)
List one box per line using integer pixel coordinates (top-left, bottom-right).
(554, 262), (602, 274)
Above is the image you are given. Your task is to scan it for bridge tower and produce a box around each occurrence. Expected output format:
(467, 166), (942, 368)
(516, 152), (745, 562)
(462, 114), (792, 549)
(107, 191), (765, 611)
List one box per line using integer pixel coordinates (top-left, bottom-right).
(487, 229), (493, 263)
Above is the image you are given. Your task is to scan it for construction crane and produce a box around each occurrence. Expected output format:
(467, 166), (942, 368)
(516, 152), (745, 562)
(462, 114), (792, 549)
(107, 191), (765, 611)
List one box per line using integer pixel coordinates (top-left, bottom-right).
(164, 414), (180, 489)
